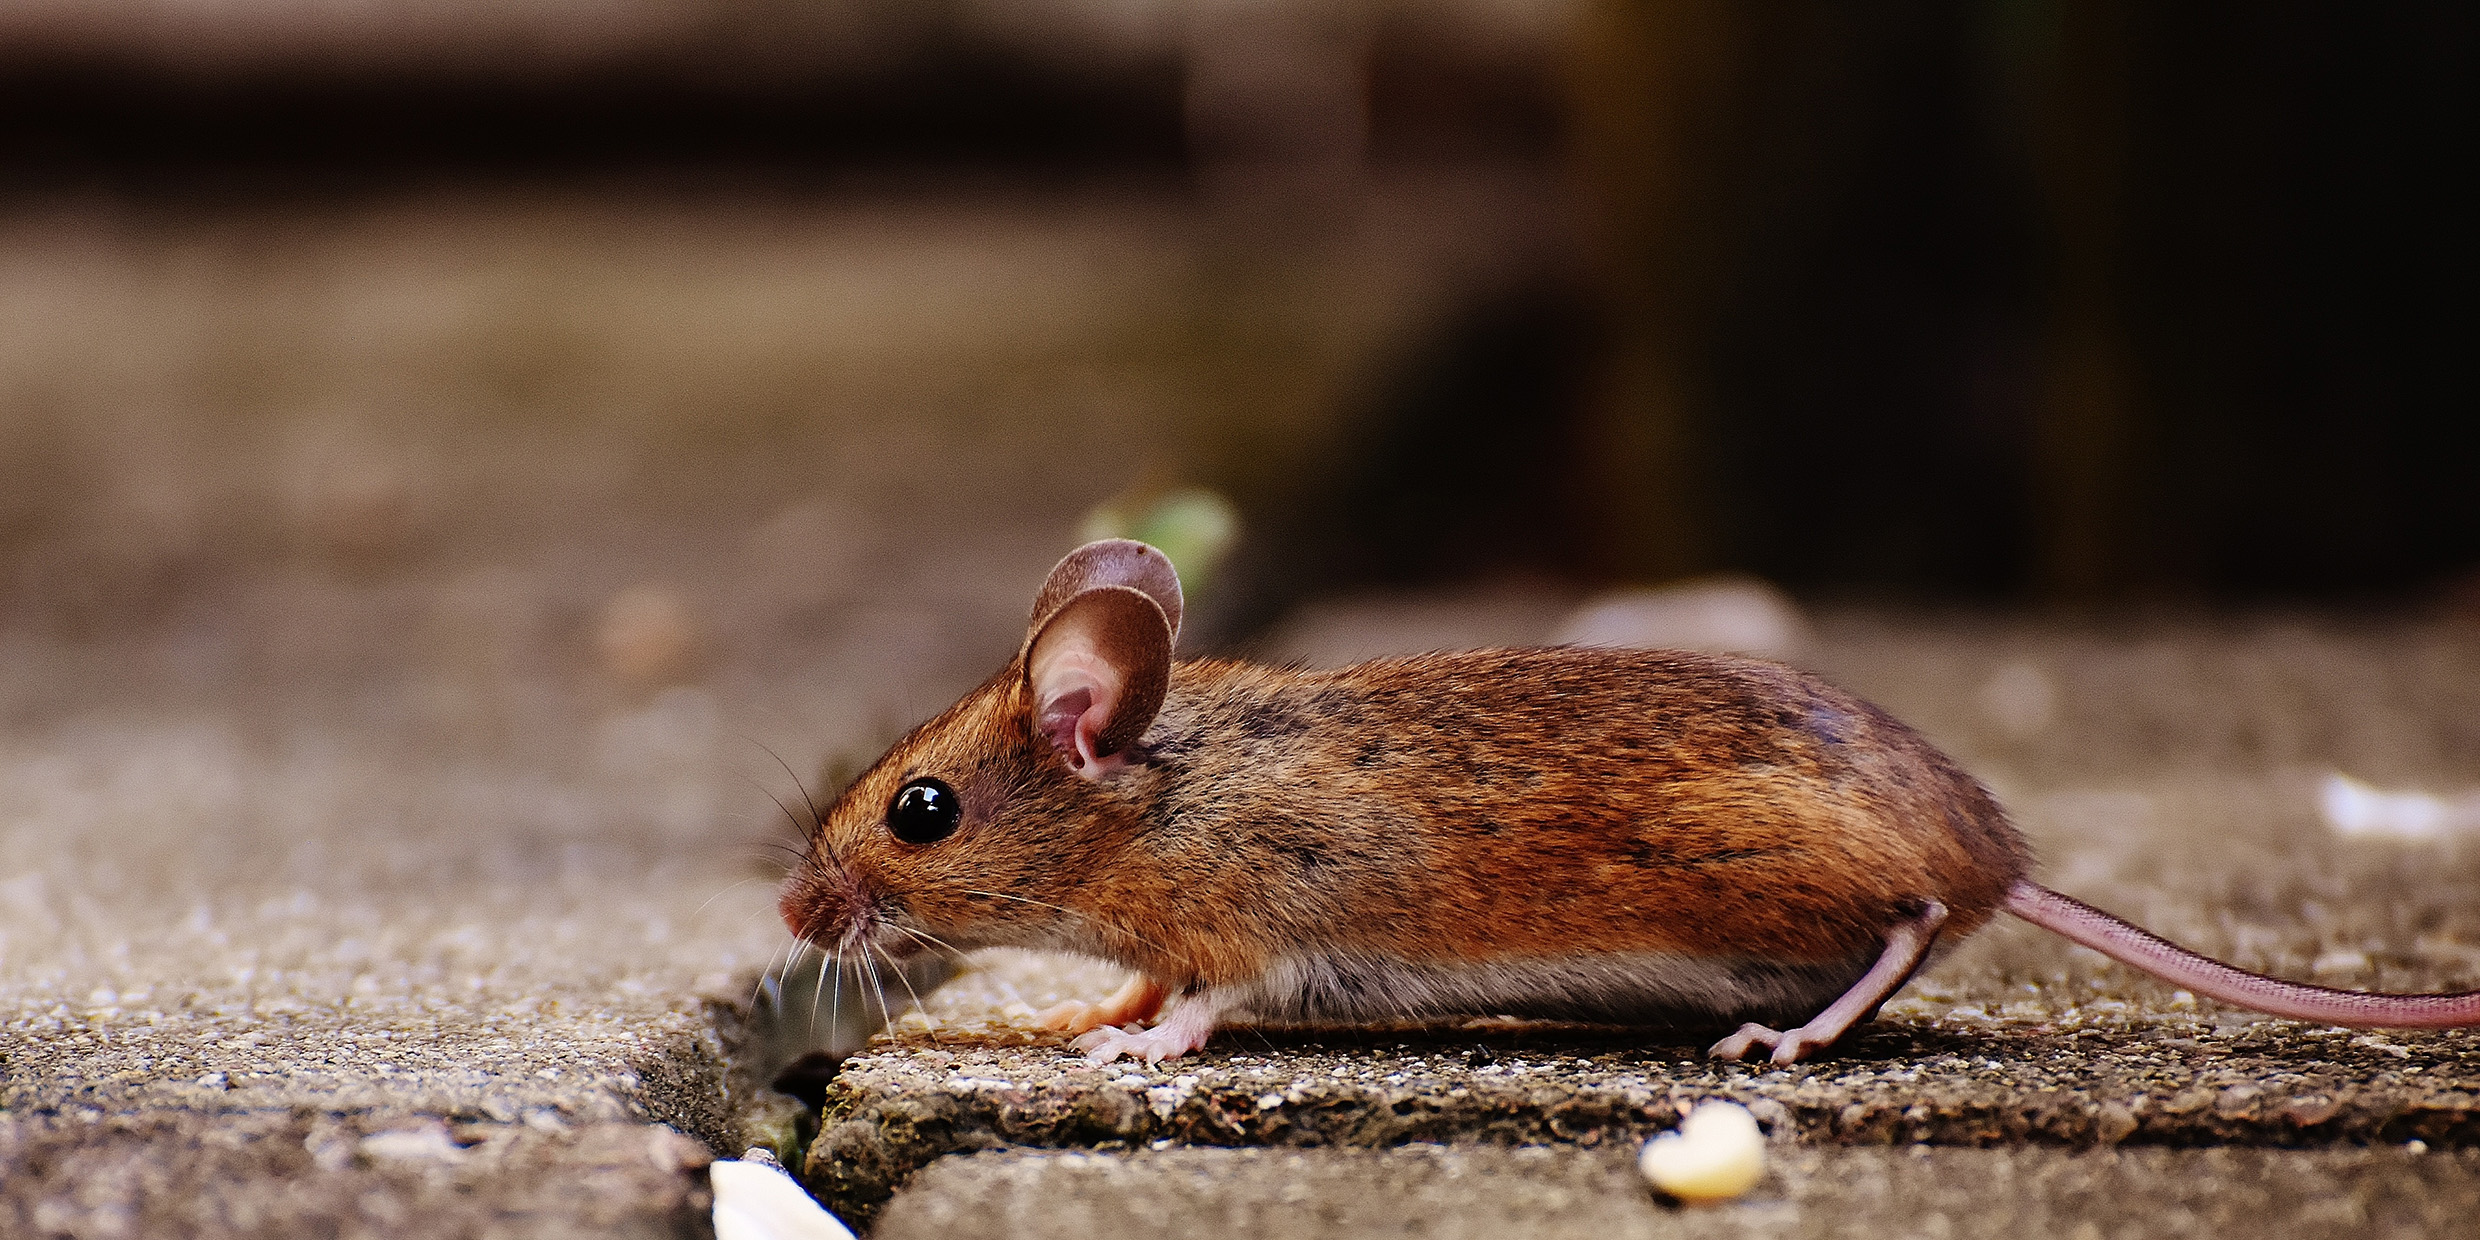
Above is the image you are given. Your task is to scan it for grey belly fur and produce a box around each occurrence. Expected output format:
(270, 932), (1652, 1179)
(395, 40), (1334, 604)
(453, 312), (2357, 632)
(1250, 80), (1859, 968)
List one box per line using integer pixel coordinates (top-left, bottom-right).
(1225, 949), (1872, 1028)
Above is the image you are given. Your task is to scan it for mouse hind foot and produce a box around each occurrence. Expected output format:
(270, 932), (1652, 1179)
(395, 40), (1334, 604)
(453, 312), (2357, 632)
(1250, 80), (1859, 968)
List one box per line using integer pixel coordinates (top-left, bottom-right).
(1708, 901), (1948, 1066)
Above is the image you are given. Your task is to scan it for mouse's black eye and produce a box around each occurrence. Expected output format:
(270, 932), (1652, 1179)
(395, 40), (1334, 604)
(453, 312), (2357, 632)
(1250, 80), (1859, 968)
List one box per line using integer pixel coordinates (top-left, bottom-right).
(886, 778), (961, 845)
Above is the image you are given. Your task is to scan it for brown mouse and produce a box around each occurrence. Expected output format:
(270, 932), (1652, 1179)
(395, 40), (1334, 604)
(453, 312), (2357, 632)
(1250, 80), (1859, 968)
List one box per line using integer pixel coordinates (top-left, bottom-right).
(778, 539), (2480, 1065)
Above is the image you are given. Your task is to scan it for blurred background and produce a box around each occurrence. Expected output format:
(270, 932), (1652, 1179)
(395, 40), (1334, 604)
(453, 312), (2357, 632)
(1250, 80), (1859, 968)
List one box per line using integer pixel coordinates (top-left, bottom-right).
(2, 3), (2478, 1134)
(1, 0), (2474, 740)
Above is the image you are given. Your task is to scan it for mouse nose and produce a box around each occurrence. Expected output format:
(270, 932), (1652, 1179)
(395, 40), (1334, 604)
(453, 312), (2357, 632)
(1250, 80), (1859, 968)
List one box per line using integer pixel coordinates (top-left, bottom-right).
(779, 871), (861, 945)
(778, 880), (826, 942)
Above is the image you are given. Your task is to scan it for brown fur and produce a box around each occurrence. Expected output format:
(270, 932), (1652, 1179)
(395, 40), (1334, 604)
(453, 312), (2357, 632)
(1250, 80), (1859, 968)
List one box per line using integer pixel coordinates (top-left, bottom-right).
(779, 643), (2032, 1019)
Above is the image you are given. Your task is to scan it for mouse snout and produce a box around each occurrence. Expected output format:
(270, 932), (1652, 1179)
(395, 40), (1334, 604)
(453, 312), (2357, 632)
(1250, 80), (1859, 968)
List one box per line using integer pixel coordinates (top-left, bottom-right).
(778, 869), (866, 947)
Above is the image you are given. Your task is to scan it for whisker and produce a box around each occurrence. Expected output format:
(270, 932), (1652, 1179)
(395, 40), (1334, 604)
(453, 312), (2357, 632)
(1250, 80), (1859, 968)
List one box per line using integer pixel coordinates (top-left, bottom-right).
(782, 853), (819, 887)
(873, 940), (931, 1019)
(734, 850), (806, 878)
(862, 952), (895, 1029)
(891, 923), (971, 963)
(761, 740), (829, 835)
(695, 876), (773, 921)
(740, 773), (816, 840)
(957, 889), (1076, 916)
(750, 934), (796, 1015)
(750, 736), (842, 869)
(959, 889), (1172, 957)
(758, 934), (791, 992)
(817, 943), (845, 1042)
(741, 858), (800, 883)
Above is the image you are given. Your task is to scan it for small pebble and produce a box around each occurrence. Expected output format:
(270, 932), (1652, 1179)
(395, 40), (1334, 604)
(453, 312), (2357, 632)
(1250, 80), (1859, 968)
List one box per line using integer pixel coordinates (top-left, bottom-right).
(1639, 1101), (1766, 1203)
(359, 1124), (466, 1163)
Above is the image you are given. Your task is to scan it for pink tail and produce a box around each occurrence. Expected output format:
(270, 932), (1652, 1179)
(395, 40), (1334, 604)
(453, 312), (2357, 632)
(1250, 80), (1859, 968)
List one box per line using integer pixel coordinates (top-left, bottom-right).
(2005, 881), (2480, 1029)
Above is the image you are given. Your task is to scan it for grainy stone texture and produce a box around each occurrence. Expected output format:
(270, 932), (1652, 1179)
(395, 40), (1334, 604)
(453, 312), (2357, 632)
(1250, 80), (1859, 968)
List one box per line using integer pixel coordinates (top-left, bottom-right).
(810, 1019), (2480, 1221)
(0, 1111), (714, 1240)
(0, 688), (798, 1235)
(872, 1144), (2480, 1240)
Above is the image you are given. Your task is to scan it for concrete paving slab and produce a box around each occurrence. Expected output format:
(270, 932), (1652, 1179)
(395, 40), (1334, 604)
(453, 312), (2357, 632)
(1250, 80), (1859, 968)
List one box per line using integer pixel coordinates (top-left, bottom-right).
(0, 696), (794, 1236)
(809, 1017), (2480, 1222)
(872, 1143), (2480, 1240)
(0, 1110), (714, 1240)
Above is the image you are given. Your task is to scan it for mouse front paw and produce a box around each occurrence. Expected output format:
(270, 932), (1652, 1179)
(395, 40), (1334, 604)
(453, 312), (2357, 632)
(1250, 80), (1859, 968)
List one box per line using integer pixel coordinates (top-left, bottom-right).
(1068, 987), (1222, 1065)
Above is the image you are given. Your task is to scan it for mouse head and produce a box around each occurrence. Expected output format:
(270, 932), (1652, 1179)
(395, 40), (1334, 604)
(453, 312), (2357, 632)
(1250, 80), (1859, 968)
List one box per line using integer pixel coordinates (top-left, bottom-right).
(778, 539), (1183, 963)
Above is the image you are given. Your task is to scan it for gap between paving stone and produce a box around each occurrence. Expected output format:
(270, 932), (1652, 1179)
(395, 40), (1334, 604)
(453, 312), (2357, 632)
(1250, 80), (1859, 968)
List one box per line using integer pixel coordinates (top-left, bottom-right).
(801, 1017), (2480, 1227)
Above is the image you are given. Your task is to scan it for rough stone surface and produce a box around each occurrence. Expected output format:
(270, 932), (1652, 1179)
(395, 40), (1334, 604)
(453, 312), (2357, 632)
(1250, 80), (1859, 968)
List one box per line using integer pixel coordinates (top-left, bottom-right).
(809, 1019), (2480, 1222)
(0, 694), (792, 1235)
(873, 1144), (2480, 1240)
(0, 1110), (714, 1240)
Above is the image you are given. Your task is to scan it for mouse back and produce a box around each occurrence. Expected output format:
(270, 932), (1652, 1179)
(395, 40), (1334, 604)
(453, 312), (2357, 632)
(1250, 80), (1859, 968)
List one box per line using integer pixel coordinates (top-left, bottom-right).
(1117, 648), (2029, 973)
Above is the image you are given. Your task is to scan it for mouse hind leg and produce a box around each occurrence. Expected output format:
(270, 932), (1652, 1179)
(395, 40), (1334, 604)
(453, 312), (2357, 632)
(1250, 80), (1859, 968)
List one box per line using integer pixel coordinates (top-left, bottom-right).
(1709, 901), (1948, 1066)
(1036, 972), (1169, 1036)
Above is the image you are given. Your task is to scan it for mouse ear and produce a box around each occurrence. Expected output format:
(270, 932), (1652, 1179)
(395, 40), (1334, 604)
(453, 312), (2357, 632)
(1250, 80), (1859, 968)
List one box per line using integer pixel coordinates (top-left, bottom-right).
(1027, 539), (1183, 644)
(1021, 542), (1181, 778)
